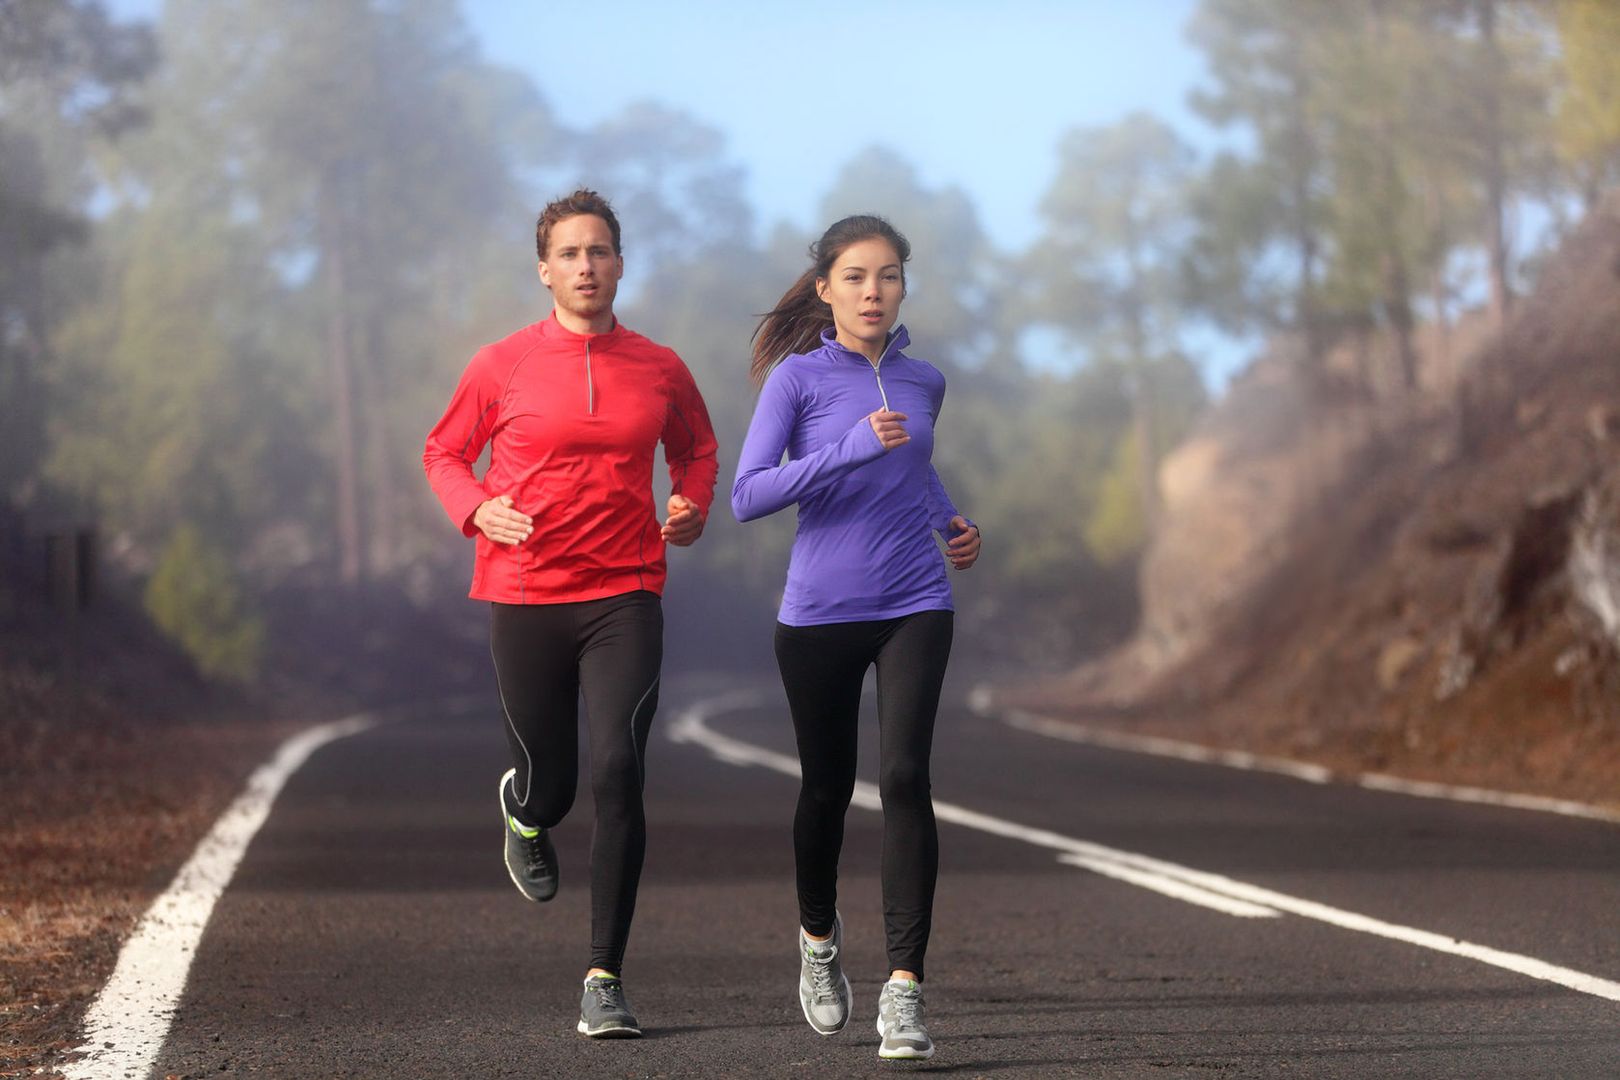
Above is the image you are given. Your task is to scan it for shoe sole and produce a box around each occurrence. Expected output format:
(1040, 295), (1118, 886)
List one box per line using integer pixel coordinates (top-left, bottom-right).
(499, 768), (556, 903)
(877, 1017), (935, 1059)
(576, 1019), (642, 1038)
(799, 972), (851, 1035)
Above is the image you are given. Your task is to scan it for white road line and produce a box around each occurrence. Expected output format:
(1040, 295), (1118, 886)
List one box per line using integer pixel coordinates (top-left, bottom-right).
(1355, 772), (1620, 822)
(1000, 708), (1336, 784)
(671, 694), (1620, 1005)
(1056, 854), (1282, 919)
(65, 713), (378, 1080)
(994, 704), (1620, 825)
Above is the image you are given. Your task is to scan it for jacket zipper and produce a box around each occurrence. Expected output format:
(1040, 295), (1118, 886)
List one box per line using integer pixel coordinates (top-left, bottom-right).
(585, 339), (596, 415)
(871, 335), (900, 410)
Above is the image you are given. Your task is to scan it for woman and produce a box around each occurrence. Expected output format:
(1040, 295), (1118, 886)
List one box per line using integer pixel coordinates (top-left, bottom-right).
(731, 215), (981, 1061)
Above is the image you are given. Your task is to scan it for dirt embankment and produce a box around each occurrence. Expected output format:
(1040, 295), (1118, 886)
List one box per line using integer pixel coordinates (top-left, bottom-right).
(1007, 195), (1620, 809)
(0, 567), (487, 1078)
(0, 595), (308, 1078)
(0, 551), (495, 1078)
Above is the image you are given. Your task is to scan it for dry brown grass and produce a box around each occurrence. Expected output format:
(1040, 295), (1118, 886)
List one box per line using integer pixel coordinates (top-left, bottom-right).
(0, 611), (298, 1078)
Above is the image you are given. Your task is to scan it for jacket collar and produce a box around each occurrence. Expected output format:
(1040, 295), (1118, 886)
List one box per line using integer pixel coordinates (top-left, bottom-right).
(819, 324), (910, 366)
(539, 309), (625, 343)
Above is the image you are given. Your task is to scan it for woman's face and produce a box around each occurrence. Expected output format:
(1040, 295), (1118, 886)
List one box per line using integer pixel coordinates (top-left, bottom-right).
(817, 238), (904, 356)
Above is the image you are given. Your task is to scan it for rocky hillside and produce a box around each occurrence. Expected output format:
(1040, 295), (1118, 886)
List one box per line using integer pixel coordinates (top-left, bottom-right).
(1009, 193), (1620, 807)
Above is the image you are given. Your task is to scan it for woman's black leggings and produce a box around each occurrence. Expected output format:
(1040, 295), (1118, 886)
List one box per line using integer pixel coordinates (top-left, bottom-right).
(774, 609), (954, 981)
(489, 591), (662, 976)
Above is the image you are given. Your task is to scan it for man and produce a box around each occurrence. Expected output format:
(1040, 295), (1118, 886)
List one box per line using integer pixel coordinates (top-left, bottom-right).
(423, 189), (718, 1038)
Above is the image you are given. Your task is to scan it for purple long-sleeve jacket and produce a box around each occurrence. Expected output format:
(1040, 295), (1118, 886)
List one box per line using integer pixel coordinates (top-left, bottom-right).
(731, 326), (965, 626)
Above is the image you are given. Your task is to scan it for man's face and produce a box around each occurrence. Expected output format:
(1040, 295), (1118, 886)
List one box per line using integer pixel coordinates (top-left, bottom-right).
(538, 214), (623, 326)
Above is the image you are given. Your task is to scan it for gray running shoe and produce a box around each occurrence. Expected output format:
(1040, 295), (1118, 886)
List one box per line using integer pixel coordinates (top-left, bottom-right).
(876, 978), (934, 1060)
(798, 912), (852, 1034)
(499, 768), (558, 902)
(577, 974), (641, 1038)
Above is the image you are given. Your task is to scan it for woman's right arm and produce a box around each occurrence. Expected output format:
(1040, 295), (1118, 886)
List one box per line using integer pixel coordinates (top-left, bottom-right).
(730, 367), (887, 522)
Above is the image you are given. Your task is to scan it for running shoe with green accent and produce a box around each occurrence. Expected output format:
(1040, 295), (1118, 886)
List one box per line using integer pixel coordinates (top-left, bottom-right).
(499, 768), (557, 902)
(798, 911), (851, 1035)
(876, 978), (933, 1060)
(577, 974), (641, 1038)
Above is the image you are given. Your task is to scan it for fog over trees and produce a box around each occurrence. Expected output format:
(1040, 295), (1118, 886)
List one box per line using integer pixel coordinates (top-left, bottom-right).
(2, 0), (1609, 680)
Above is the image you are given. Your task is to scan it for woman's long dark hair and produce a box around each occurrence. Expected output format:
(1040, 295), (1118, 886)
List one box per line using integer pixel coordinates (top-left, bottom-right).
(749, 214), (911, 385)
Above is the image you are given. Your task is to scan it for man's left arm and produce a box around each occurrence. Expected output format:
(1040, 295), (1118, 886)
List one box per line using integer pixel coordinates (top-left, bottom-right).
(659, 356), (720, 546)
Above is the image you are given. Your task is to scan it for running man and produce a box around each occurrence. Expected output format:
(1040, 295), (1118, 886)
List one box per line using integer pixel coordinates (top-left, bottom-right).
(423, 189), (718, 1038)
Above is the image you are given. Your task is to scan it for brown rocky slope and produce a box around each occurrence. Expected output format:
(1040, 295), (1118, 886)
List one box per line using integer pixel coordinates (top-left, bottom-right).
(1004, 194), (1620, 810)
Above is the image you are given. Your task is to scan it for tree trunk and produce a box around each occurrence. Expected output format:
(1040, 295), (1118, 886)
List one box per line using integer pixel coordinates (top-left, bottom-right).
(1423, 168), (1453, 393)
(1432, 265), (1452, 386)
(321, 192), (363, 588)
(1284, 34), (1324, 371)
(1372, 0), (1418, 393)
(359, 313), (399, 577)
(1478, 0), (1513, 325)
(1384, 253), (1419, 393)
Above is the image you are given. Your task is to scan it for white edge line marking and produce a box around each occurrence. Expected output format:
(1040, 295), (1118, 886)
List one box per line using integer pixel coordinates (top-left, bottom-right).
(1056, 854), (1281, 919)
(64, 712), (379, 1080)
(1002, 708), (1337, 784)
(993, 702), (1620, 825)
(1355, 772), (1620, 822)
(672, 694), (1620, 1004)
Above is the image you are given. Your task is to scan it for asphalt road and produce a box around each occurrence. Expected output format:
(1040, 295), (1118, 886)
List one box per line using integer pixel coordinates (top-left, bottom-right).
(151, 674), (1620, 1078)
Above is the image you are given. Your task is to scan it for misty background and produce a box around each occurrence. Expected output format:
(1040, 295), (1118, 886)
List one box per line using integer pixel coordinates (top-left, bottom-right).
(3, 0), (1616, 702)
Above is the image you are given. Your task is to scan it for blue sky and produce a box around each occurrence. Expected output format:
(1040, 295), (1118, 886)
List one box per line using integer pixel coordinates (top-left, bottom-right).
(461, 0), (1211, 249)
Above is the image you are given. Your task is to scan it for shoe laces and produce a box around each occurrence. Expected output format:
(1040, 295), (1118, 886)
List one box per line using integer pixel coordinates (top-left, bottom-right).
(804, 945), (838, 1002)
(887, 984), (924, 1031)
(518, 830), (550, 876)
(588, 978), (625, 1012)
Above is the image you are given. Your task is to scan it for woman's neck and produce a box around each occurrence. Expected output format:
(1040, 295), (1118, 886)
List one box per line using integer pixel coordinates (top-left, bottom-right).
(835, 329), (884, 366)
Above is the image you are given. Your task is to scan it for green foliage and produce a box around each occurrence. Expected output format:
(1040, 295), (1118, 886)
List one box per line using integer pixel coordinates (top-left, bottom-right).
(1555, 0), (1620, 202)
(1186, 0), (1556, 365)
(1086, 428), (1147, 566)
(0, 0), (153, 504)
(48, 203), (277, 542)
(1185, 0), (1341, 345)
(1023, 111), (1203, 539)
(124, 0), (561, 583)
(143, 523), (265, 683)
(1029, 111), (1196, 358)
(958, 366), (1128, 581)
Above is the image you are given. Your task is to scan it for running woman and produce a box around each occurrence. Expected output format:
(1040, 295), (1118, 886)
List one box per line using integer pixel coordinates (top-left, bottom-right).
(731, 215), (981, 1060)
(423, 189), (718, 1039)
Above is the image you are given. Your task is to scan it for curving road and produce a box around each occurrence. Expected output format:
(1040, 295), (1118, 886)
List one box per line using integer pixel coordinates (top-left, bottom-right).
(134, 674), (1620, 1078)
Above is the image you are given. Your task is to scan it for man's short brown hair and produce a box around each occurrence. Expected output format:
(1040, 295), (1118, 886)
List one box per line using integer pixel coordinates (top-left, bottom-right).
(536, 188), (622, 261)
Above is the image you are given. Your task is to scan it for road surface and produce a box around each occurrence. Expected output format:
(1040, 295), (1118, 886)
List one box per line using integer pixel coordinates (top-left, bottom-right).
(133, 675), (1620, 1077)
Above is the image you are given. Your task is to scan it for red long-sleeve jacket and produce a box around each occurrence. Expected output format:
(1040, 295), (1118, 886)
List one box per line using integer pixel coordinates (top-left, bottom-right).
(423, 312), (719, 604)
